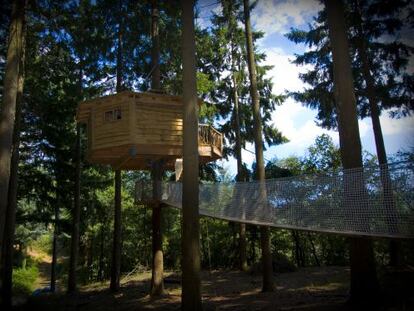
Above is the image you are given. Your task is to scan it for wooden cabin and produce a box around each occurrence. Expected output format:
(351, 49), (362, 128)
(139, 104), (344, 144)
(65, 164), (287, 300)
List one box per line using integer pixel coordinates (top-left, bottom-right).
(76, 91), (223, 170)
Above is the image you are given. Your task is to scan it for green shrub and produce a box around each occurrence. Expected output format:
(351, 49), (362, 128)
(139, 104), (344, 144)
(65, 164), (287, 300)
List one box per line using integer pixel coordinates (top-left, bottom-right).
(31, 233), (52, 255)
(12, 266), (39, 296)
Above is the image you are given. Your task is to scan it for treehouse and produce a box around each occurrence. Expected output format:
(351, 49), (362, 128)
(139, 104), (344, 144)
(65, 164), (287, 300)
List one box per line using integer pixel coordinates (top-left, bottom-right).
(76, 91), (223, 170)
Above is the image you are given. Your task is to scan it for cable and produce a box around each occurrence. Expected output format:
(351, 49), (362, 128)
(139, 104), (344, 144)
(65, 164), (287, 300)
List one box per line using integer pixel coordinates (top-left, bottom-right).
(242, 147), (271, 162)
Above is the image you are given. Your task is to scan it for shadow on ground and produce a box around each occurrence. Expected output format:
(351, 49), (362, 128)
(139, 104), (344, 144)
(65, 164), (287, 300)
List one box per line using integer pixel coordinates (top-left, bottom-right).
(14, 266), (413, 311)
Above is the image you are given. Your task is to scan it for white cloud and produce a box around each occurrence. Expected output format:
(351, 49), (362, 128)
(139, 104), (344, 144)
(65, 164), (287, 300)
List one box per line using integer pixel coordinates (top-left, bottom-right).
(358, 119), (370, 138)
(252, 0), (322, 38)
(241, 142), (257, 164)
(379, 113), (414, 136)
(272, 98), (338, 147)
(263, 47), (311, 94)
(262, 46), (380, 155)
(261, 47), (338, 150)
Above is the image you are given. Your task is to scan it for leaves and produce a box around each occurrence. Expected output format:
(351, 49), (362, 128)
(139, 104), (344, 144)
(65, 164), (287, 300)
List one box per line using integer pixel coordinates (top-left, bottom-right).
(286, 0), (414, 129)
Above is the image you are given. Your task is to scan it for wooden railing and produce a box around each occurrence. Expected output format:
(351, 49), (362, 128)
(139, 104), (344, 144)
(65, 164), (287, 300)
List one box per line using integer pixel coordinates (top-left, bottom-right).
(198, 124), (223, 152)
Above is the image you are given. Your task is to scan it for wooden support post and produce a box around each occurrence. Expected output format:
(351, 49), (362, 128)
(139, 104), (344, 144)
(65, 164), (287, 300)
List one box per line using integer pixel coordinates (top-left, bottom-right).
(151, 160), (164, 296)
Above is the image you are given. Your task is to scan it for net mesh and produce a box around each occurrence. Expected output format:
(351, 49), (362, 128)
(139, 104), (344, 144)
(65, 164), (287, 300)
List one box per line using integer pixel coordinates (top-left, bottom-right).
(159, 161), (414, 238)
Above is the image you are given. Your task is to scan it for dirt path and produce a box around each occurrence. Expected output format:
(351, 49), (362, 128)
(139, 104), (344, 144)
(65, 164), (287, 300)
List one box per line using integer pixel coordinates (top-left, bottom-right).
(27, 247), (51, 290)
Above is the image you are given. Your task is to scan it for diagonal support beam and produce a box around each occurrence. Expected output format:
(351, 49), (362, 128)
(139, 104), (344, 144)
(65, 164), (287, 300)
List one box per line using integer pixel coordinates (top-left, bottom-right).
(112, 153), (131, 170)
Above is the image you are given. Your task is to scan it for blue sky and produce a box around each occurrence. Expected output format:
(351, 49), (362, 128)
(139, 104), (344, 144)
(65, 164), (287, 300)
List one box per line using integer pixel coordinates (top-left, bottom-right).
(196, 0), (414, 174)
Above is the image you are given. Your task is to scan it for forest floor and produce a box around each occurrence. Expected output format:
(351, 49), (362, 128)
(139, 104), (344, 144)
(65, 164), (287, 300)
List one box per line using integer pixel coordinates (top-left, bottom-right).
(27, 247), (52, 289)
(15, 265), (414, 311)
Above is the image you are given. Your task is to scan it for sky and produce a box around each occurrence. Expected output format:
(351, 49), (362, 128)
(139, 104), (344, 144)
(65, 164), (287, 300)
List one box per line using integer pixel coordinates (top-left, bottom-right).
(195, 0), (414, 175)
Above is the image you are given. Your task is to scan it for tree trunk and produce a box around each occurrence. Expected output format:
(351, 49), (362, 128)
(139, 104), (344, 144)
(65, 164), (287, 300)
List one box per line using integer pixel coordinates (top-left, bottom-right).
(292, 231), (302, 267)
(150, 161), (164, 296)
(68, 124), (81, 293)
(98, 226), (105, 281)
(1, 25), (25, 305)
(68, 61), (83, 293)
(353, 0), (401, 266)
(231, 41), (248, 273)
(110, 170), (122, 291)
(243, 0), (274, 292)
(151, 0), (160, 91)
(324, 0), (379, 303)
(110, 2), (124, 291)
(87, 234), (93, 281)
(51, 193), (60, 292)
(239, 223), (248, 271)
(307, 233), (320, 267)
(181, 1), (202, 309)
(205, 220), (212, 271)
(116, 0), (123, 93)
(260, 226), (273, 288)
(0, 0), (25, 272)
(149, 0), (164, 296)
(250, 226), (257, 261)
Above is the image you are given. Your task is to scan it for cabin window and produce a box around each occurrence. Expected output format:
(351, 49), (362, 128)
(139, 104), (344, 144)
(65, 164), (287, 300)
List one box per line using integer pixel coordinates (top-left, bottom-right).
(104, 108), (122, 121)
(114, 109), (122, 120)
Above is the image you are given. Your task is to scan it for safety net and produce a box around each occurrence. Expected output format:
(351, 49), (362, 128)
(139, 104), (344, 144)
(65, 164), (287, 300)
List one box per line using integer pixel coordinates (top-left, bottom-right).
(160, 161), (414, 238)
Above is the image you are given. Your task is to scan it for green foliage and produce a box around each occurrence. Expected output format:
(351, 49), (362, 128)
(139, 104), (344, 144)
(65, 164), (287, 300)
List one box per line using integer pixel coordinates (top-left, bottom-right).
(209, 0), (287, 163)
(31, 234), (53, 256)
(286, 0), (413, 129)
(12, 266), (39, 296)
(302, 134), (341, 172)
(267, 134), (341, 176)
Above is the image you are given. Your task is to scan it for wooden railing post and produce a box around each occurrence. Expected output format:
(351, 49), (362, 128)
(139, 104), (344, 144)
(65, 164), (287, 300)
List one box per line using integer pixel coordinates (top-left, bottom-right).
(197, 124), (223, 153)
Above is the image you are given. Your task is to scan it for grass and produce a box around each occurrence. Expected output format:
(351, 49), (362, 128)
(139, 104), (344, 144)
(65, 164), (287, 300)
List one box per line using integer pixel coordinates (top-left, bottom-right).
(30, 233), (52, 256)
(12, 265), (39, 296)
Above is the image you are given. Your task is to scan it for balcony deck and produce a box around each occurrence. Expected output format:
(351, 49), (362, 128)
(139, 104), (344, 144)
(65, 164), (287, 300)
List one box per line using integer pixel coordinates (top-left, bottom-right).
(198, 124), (223, 162)
(86, 124), (223, 170)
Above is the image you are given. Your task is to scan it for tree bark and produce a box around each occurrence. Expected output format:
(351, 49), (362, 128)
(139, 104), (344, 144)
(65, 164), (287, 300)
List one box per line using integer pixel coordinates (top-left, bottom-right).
(231, 39), (248, 273)
(307, 233), (320, 267)
(86, 235), (93, 281)
(353, 0), (401, 266)
(239, 223), (248, 271)
(68, 124), (81, 293)
(150, 161), (164, 296)
(325, 0), (379, 303)
(1, 23), (25, 305)
(0, 0), (25, 274)
(292, 231), (302, 267)
(242, 0), (274, 292)
(68, 60), (83, 293)
(98, 226), (105, 282)
(151, 0), (160, 91)
(110, 170), (122, 291)
(51, 191), (60, 293)
(110, 1), (124, 291)
(149, 0), (164, 296)
(250, 226), (257, 261)
(181, 0), (202, 309)
(116, 0), (123, 93)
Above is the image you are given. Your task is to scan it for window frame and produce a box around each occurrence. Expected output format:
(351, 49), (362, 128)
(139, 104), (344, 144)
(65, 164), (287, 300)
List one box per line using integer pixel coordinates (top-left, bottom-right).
(104, 108), (122, 122)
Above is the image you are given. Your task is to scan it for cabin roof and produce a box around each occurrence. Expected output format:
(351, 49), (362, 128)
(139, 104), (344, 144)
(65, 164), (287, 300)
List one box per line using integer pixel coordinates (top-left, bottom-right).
(76, 90), (203, 123)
